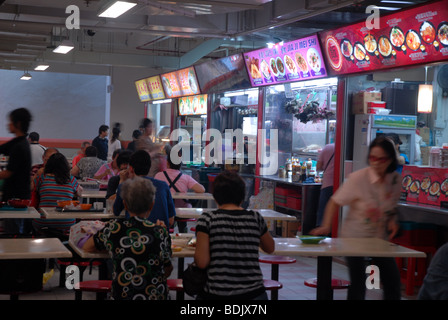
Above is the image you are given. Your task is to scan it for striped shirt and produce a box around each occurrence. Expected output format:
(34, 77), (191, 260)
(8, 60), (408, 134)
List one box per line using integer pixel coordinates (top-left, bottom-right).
(32, 174), (79, 232)
(195, 209), (268, 299)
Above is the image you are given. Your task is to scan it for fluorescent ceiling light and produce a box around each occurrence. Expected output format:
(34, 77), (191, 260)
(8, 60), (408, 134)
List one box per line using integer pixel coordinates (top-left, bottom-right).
(53, 40), (74, 54)
(151, 99), (172, 104)
(20, 72), (32, 80)
(98, 1), (137, 18)
(375, 6), (401, 11)
(34, 64), (49, 71)
(381, 0), (415, 4)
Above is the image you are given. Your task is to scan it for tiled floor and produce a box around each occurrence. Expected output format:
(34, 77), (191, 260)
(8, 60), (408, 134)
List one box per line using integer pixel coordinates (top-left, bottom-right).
(0, 252), (418, 301)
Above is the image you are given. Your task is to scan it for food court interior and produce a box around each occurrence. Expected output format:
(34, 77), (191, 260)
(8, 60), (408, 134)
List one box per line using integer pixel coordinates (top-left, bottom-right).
(0, 0), (447, 303)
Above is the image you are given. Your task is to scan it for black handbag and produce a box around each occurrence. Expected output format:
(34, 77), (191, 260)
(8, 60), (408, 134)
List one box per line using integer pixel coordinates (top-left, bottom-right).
(182, 263), (207, 296)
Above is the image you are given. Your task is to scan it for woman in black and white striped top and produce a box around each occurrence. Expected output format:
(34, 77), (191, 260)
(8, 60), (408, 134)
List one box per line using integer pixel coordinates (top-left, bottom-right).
(194, 171), (275, 300)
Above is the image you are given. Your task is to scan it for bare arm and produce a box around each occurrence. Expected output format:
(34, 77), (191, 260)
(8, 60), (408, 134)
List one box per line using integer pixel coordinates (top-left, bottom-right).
(70, 165), (80, 178)
(194, 231), (210, 269)
(191, 183), (205, 193)
(260, 231), (275, 254)
(82, 235), (97, 253)
(310, 197), (339, 236)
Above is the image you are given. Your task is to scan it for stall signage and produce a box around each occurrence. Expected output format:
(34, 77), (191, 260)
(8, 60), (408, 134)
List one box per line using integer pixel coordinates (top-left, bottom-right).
(161, 67), (200, 98)
(178, 94), (207, 116)
(135, 75), (165, 101)
(135, 78), (151, 102)
(319, 0), (448, 75)
(244, 34), (327, 87)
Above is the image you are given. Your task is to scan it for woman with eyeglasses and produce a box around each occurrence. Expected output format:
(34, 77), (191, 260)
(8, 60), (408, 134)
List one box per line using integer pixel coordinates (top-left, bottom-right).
(311, 136), (402, 300)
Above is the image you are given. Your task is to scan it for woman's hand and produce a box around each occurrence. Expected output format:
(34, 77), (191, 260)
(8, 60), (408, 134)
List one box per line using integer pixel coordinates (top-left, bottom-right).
(310, 225), (331, 236)
(387, 219), (399, 241)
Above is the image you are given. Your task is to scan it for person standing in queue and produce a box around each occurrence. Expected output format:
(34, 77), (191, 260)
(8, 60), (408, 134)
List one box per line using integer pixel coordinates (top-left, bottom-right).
(92, 124), (109, 161)
(311, 136), (402, 300)
(136, 118), (164, 177)
(315, 143), (335, 227)
(0, 108), (33, 234)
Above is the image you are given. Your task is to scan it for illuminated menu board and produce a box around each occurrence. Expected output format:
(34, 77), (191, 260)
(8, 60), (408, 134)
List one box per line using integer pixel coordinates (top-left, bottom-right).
(161, 67), (200, 98)
(135, 78), (151, 102)
(135, 75), (165, 102)
(244, 34), (327, 87)
(319, 0), (448, 76)
(178, 94), (207, 116)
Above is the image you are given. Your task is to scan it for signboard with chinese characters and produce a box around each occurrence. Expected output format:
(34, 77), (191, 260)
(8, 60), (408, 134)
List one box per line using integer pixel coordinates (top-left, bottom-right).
(319, 0), (448, 76)
(161, 67), (200, 98)
(135, 75), (165, 101)
(244, 34), (328, 87)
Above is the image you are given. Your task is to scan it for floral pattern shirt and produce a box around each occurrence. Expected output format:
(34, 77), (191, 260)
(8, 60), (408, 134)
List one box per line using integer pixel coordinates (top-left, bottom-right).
(93, 217), (172, 300)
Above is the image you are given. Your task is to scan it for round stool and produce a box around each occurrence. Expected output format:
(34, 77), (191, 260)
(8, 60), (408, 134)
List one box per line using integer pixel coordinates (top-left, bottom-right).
(304, 278), (350, 290)
(259, 255), (296, 300)
(75, 280), (112, 300)
(168, 279), (184, 300)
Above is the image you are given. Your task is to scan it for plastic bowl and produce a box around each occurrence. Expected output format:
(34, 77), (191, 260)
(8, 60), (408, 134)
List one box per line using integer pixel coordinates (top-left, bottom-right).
(57, 200), (79, 208)
(299, 235), (327, 244)
(7, 199), (31, 208)
(80, 204), (92, 210)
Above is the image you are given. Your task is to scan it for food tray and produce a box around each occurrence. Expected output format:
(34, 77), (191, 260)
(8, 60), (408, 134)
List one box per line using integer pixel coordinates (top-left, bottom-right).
(56, 207), (104, 213)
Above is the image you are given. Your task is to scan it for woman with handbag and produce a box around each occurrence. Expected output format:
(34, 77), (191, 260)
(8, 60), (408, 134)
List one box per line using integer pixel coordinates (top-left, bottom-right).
(193, 171), (275, 300)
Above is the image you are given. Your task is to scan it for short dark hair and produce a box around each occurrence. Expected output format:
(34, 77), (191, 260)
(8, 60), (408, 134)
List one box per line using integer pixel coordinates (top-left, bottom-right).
(85, 145), (98, 157)
(132, 129), (142, 140)
(111, 127), (121, 142)
(140, 118), (152, 129)
(368, 136), (398, 173)
(166, 145), (182, 170)
(98, 125), (109, 135)
(44, 152), (70, 185)
(9, 108), (32, 134)
(116, 150), (132, 168)
(212, 171), (245, 206)
(129, 150), (151, 176)
(29, 132), (39, 142)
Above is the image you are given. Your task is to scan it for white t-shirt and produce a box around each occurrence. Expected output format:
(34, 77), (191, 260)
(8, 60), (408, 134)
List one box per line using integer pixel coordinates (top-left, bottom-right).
(332, 166), (401, 239)
(30, 143), (46, 166)
(107, 139), (121, 162)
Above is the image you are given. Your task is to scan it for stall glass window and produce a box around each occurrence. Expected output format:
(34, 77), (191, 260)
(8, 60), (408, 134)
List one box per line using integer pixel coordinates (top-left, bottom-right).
(263, 78), (338, 174)
(346, 62), (448, 169)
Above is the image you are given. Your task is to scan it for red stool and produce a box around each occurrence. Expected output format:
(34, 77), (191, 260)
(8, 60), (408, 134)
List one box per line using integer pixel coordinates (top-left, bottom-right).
(394, 244), (437, 296)
(259, 255), (296, 300)
(175, 218), (196, 233)
(304, 278), (350, 290)
(75, 280), (112, 300)
(263, 279), (283, 294)
(167, 278), (184, 300)
(57, 259), (103, 287)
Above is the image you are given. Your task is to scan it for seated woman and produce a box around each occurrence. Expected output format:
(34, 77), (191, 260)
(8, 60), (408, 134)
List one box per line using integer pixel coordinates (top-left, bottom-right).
(194, 171), (275, 300)
(93, 149), (122, 181)
(32, 152), (82, 238)
(71, 146), (106, 179)
(154, 146), (205, 232)
(83, 176), (173, 300)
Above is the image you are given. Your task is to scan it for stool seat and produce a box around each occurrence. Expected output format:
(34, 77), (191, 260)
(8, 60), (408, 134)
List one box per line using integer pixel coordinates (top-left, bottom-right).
(259, 255), (296, 264)
(57, 259), (102, 267)
(175, 218), (197, 222)
(304, 278), (350, 289)
(263, 279), (283, 290)
(167, 279), (183, 292)
(77, 280), (112, 292)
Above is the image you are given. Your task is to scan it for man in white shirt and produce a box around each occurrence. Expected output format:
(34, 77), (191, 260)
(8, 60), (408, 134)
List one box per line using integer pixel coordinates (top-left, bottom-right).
(28, 132), (46, 166)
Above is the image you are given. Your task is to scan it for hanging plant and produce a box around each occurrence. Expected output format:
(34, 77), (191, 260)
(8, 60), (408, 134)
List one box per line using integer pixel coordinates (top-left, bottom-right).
(285, 98), (334, 124)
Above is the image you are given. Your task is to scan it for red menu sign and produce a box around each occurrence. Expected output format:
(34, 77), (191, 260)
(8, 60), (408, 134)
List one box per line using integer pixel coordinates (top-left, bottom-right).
(244, 34), (327, 87)
(160, 67), (200, 98)
(319, 0), (448, 75)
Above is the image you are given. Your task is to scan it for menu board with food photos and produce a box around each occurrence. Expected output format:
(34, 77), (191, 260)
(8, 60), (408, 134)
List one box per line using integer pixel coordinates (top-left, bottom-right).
(178, 94), (207, 116)
(161, 67), (200, 98)
(319, 0), (448, 76)
(401, 165), (448, 206)
(135, 75), (165, 102)
(244, 34), (327, 87)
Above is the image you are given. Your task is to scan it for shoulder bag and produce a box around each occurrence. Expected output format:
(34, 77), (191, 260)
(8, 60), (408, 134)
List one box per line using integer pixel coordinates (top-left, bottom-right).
(182, 263), (207, 297)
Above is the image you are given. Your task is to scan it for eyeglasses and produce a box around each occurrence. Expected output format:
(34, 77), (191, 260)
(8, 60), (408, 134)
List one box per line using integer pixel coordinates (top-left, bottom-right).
(368, 155), (390, 163)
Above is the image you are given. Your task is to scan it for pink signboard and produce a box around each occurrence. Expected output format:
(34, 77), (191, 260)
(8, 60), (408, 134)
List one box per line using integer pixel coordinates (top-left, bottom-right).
(244, 34), (328, 87)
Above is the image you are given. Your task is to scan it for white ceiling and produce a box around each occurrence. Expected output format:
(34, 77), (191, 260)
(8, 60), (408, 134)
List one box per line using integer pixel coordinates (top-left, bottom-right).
(0, 0), (431, 72)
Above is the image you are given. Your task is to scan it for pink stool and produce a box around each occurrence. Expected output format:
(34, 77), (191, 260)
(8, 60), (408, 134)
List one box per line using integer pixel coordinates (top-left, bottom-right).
(259, 255), (296, 300)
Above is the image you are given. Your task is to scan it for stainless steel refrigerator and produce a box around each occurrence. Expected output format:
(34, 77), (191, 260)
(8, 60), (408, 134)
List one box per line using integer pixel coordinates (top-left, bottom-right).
(353, 114), (417, 172)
